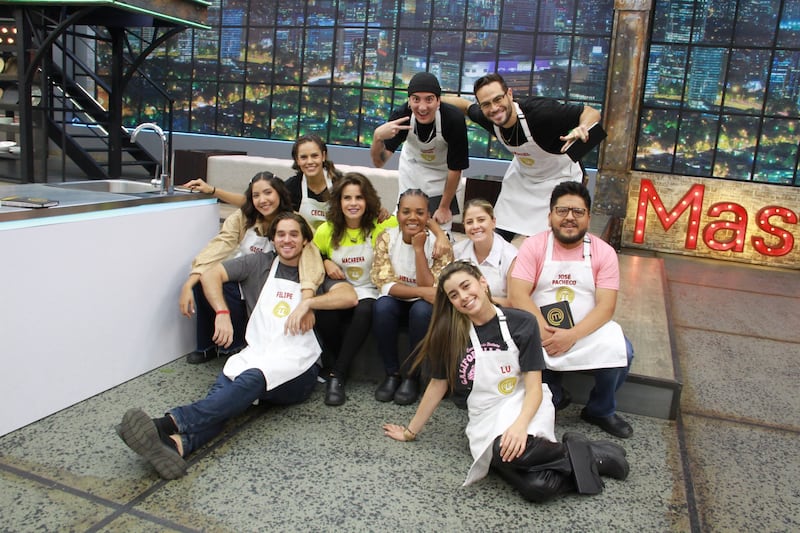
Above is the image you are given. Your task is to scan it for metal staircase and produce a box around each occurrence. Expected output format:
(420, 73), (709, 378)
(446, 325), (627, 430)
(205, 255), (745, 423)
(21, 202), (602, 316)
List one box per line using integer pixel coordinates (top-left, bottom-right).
(1, 1), (209, 183)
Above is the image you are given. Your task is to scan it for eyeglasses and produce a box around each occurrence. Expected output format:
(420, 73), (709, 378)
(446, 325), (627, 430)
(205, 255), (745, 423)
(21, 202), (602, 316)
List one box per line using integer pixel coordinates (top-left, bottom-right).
(478, 92), (508, 110)
(553, 206), (587, 218)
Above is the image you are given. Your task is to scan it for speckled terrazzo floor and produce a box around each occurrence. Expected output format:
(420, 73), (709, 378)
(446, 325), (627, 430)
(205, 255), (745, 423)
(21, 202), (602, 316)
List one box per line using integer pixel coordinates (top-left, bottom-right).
(0, 253), (798, 532)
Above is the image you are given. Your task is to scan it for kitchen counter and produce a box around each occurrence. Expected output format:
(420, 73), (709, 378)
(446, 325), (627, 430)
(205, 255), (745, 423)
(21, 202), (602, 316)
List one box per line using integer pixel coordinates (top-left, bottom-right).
(1, 182), (221, 436)
(0, 183), (205, 223)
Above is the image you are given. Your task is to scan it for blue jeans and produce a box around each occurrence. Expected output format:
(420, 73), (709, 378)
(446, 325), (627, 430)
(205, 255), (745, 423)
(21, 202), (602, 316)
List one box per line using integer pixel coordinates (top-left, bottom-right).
(543, 336), (634, 418)
(169, 366), (318, 455)
(372, 296), (432, 377)
(193, 282), (247, 354)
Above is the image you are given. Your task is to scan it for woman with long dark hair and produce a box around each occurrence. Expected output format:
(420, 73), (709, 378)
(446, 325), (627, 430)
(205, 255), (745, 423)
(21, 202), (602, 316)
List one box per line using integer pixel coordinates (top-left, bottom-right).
(383, 261), (629, 502)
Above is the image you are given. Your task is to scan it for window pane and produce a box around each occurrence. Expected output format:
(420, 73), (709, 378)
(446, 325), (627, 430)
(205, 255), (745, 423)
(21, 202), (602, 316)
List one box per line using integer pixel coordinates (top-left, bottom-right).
(360, 89), (394, 145)
(777, 2), (800, 47)
(367, 29), (395, 86)
(643, 44), (687, 107)
(502, 0), (536, 32)
(686, 47), (727, 112)
(539, 0), (574, 33)
(249, 2), (276, 25)
(303, 29), (335, 85)
(369, 0), (399, 26)
(433, 0), (466, 28)
(754, 118), (799, 184)
(274, 28), (303, 83)
(299, 86), (331, 136)
(723, 48), (769, 114)
(466, 0), (500, 31)
(765, 50), (800, 117)
(734, 0), (780, 47)
(396, 30), (430, 82)
(246, 28), (275, 84)
(217, 83), (244, 136)
(651, 0), (693, 43)
(692, 0), (736, 45)
(190, 80), (219, 134)
(270, 86), (301, 139)
(466, 123), (490, 158)
(338, 1), (365, 25)
(635, 109), (679, 173)
(569, 36), (609, 104)
(277, 0), (305, 25)
(675, 112), (717, 176)
(714, 114), (759, 179)
(330, 87), (362, 145)
(243, 84), (272, 138)
(576, 1), (613, 35)
(398, 0), (431, 27)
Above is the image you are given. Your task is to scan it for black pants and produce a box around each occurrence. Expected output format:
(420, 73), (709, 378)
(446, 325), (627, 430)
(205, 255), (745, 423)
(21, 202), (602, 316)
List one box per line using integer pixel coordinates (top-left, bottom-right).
(314, 298), (375, 378)
(490, 435), (575, 503)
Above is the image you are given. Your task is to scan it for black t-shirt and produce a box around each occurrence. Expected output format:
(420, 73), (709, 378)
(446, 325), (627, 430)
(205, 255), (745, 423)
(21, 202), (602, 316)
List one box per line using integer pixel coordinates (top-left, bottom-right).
(382, 101), (470, 171)
(284, 173), (331, 212)
(467, 96), (584, 154)
(431, 307), (544, 409)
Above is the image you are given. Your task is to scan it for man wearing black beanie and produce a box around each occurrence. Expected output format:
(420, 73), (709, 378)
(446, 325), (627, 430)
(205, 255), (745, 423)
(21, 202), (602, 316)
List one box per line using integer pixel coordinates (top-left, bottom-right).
(370, 72), (469, 232)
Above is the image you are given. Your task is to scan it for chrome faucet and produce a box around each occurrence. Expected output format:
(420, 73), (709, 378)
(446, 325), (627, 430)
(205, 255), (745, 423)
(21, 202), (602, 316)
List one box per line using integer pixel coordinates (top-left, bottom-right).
(131, 122), (173, 194)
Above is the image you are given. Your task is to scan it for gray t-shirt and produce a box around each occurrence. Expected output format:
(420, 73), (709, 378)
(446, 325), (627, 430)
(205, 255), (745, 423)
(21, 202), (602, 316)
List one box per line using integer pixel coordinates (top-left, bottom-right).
(223, 251), (340, 316)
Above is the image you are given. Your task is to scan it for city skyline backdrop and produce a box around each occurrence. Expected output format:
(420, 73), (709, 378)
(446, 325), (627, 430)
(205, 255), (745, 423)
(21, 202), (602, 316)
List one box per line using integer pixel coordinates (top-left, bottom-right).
(99, 0), (799, 185)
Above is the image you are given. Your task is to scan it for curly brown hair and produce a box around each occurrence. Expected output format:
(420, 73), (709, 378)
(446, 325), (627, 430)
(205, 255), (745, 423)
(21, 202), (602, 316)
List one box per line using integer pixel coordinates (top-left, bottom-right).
(326, 172), (383, 248)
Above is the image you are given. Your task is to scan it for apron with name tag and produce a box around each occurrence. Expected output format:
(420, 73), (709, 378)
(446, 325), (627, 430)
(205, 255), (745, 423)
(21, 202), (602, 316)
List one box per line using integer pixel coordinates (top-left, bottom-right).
(463, 307), (556, 486)
(493, 102), (582, 236)
(330, 233), (378, 300)
(298, 173), (332, 231)
(386, 227), (435, 301)
(223, 259), (321, 390)
(531, 233), (627, 371)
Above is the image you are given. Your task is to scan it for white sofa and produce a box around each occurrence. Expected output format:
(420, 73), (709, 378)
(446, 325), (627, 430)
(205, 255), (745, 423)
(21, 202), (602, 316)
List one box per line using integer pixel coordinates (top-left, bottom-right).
(205, 154), (464, 222)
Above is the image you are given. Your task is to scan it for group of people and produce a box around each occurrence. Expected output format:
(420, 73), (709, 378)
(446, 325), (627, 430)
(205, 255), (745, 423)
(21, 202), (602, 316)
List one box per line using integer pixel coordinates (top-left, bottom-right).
(117, 72), (634, 503)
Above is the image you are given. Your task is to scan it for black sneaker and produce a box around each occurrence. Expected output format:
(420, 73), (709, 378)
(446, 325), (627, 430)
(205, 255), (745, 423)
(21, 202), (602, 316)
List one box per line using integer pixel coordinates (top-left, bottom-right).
(117, 408), (187, 479)
(186, 346), (217, 364)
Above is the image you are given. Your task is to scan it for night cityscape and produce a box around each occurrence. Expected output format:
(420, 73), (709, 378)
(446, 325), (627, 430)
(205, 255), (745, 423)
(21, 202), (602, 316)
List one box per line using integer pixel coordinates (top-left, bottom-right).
(101, 0), (798, 184)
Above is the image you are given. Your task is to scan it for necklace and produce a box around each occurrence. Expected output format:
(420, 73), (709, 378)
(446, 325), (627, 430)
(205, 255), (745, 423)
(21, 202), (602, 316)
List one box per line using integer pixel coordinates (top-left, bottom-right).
(346, 227), (361, 243)
(500, 119), (520, 146)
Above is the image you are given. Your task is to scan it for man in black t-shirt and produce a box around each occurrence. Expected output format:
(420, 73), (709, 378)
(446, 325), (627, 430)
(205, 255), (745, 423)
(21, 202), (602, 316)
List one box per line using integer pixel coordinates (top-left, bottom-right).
(445, 73), (601, 240)
(370, 72), (469, 230)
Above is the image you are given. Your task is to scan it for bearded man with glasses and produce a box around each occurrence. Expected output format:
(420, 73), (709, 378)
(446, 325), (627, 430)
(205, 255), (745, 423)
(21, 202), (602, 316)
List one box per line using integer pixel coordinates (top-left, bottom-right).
(508, 181), (634, 439)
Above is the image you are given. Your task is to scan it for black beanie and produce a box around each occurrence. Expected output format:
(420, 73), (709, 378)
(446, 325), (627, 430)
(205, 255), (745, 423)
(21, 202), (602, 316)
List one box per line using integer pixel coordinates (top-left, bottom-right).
(407, 72), (441, 97)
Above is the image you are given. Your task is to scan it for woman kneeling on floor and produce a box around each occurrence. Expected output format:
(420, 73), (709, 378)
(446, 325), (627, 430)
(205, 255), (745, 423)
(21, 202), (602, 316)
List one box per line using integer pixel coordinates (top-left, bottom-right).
(383, 260), (630, 502)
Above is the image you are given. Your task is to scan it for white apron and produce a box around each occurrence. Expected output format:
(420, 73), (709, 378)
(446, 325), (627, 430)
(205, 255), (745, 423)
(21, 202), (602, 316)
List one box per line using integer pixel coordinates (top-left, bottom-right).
(234, 226), (271, 259)
(298, 173), (332, 230)
(494, 103), (583, 236)
(463, 307), (556, 486)
(397, 109), (449, 198)
(386, 227), (435, 301)
(531, 233), (627, 371)
(330, 234), (378, 300)
(223, 260), (321, 390)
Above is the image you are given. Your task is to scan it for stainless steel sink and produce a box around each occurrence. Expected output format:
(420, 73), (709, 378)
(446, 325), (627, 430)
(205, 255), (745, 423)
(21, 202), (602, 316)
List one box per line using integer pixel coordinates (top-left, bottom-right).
(48, 180), (159, 194)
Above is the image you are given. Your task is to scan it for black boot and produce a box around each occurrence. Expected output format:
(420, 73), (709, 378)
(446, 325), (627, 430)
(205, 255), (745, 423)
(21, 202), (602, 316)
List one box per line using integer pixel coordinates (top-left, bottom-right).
(324, 376), (346, 406)
(490, 439), (574, 503)
(563, 432), (629, 479)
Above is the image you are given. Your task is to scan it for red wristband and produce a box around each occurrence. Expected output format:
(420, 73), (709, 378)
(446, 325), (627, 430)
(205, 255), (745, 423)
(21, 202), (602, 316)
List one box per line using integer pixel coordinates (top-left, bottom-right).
(215, 309), (230, 315)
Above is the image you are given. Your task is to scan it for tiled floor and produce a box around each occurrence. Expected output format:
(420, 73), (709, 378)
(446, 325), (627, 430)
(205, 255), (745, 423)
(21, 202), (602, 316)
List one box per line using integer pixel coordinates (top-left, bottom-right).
(0, 252), (798, 532)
